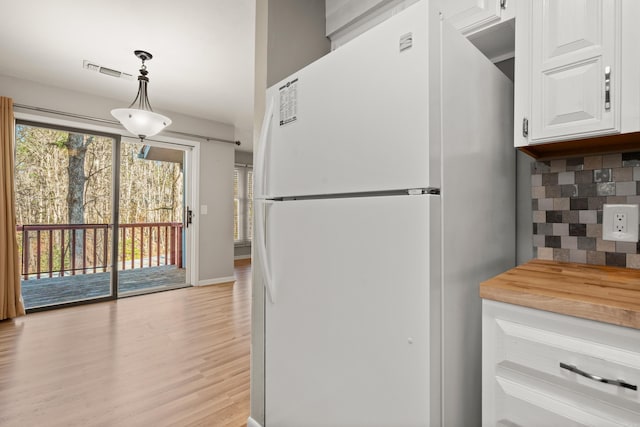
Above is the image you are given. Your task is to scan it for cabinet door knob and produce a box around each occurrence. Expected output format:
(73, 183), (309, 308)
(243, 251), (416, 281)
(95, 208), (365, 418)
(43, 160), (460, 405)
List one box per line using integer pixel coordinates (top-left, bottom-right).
(560, 362), (636, 391)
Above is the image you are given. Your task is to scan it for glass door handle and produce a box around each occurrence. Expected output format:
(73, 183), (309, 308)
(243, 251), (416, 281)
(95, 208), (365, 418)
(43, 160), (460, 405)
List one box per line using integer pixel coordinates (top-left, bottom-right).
(185, 207), (193, 228)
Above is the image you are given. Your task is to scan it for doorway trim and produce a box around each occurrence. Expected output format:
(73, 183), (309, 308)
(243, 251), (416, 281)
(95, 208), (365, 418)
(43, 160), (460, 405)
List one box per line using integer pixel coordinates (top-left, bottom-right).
(120, 135), (200, 291)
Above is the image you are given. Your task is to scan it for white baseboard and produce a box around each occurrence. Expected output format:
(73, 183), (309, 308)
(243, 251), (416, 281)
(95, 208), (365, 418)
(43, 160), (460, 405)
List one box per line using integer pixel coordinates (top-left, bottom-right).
(234, 254), (251, 260)
(247, 417), (263, 427)
(197, 276), (235, 286)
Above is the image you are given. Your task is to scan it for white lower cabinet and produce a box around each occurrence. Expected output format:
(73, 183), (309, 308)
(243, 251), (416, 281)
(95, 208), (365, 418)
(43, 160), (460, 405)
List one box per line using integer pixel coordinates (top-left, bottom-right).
(483, 300), (640, 426)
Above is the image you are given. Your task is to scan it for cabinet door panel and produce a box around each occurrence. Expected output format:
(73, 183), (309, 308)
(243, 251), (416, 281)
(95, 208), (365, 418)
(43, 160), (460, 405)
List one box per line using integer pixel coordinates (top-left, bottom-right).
(543, 0), (602, 61)
(531, 0), (619, 142)
(541, 57), (603, 127)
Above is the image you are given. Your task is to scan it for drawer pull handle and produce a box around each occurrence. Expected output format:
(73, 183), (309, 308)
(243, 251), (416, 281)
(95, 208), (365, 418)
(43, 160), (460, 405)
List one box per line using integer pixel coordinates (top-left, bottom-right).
(560, 362), (637, 391)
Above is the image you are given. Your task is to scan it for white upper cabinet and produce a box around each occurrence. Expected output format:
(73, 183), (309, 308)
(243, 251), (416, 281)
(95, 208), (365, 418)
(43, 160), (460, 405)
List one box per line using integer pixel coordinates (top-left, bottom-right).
(515, 0), (640, 147)
(325, 0), (516, 61)
(532, 0), (618, 142)
(440, 0), (513, 36)
(325, 0), (419, 49)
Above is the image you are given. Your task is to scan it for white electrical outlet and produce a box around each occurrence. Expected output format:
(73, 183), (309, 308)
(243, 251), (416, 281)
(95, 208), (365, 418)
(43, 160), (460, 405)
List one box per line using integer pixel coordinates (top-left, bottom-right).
(603, 204), (639, 242)
(614, 212), (627, 232)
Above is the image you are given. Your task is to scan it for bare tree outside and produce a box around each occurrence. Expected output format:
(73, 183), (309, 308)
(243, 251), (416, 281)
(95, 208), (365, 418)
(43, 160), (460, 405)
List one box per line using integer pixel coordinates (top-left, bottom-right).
(65, 133), (92, 268)
(65, 133), (91, 225)
(14, 123), (184, 279)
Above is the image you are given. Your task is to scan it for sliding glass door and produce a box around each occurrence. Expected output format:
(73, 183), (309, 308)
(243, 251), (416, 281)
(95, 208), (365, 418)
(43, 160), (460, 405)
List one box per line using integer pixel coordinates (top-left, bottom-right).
(15, 122), (115, 309)
(117, 139), (190, 296)
(15, 122), (193, 310)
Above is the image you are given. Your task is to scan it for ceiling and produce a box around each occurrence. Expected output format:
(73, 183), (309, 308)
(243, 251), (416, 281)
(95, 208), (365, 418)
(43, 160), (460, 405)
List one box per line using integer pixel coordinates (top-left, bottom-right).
(0, 0), (256, 151)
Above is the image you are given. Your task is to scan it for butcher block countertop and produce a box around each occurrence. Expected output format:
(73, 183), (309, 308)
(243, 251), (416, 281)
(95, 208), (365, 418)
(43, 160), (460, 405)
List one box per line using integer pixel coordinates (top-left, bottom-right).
(480, 259), (640, 330)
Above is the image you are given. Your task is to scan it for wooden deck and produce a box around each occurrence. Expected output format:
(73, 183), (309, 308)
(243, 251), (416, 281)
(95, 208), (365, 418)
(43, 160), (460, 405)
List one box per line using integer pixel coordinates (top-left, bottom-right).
(0, 263), (251, 426)
(21, 265), (187, 309)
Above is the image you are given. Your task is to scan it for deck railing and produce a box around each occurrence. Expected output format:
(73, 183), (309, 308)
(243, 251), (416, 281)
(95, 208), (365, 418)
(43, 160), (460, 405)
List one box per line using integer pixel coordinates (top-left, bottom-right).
(16, 222), (183, 280)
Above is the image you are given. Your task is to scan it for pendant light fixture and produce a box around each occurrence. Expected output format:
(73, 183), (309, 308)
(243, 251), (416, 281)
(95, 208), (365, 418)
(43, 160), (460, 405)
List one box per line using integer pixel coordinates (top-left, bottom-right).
(111, 50), (171, 141)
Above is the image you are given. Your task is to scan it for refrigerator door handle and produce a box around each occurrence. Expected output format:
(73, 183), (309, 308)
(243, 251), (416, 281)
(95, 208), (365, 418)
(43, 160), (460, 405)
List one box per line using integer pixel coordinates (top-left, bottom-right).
(255, 199), (275, 303)
(254, 97), (275, 199)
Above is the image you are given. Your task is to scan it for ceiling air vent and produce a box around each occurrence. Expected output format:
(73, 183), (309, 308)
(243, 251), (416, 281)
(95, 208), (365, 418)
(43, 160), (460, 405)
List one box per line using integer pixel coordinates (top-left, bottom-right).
(83, 60), (134, 80)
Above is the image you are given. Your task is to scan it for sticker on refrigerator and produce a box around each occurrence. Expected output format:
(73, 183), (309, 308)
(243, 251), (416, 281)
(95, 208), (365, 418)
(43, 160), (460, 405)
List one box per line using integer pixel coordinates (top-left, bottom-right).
(279, 78), (298, 126)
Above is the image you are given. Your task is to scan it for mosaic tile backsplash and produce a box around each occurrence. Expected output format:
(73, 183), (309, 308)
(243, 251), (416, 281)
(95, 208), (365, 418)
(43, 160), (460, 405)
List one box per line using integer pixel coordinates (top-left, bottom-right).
(532, 152), (640, 269)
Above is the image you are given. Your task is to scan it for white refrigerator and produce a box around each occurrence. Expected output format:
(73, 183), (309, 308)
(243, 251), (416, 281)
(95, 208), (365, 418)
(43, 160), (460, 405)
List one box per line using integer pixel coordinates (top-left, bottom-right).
(250, 1), (515, 426)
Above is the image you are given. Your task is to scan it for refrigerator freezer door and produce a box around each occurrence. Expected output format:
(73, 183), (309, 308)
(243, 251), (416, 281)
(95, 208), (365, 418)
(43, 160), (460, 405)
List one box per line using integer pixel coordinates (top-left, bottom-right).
(265, 195), (431, 427)
(263, 0), (433, 198)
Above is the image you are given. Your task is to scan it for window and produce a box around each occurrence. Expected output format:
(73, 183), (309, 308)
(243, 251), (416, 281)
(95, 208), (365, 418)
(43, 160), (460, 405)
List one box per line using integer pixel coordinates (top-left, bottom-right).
(234, 165), (253, 244)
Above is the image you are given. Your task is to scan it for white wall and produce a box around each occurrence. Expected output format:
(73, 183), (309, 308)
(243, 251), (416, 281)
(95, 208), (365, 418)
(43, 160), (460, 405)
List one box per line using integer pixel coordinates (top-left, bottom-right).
(235, 150), (253, 165)
(266, 0), (331, 87)
(0, 74), (236, 285)
(198, 141), (235, 284)
(516, 150), (534, 264)
(494, 58), (534, 265)
(250, 1), (330, 424)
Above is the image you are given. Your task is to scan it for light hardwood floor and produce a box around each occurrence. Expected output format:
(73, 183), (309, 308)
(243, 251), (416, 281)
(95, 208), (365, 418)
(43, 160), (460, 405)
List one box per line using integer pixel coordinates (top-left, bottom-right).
(0, 262), (252, 427)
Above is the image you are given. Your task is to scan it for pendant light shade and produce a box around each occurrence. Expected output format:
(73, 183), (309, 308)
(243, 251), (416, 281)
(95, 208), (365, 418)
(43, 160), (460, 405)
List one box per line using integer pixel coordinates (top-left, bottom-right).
(111, 108), (171, 139)
(111, 50), (171, 141)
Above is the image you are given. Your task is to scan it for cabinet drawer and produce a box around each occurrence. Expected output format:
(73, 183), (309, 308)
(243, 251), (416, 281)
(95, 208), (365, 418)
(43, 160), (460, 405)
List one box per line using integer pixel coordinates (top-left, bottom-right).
(483, 300), (640, 426)
(492, 375), (640, 427)
(493, 316), (640, 400)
